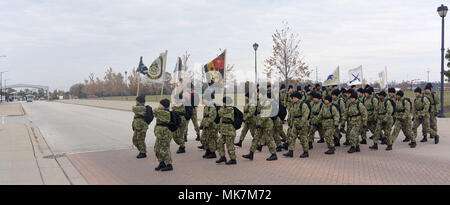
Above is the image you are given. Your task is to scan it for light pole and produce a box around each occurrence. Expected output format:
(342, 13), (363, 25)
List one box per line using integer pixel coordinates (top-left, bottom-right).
(4, 79), (10, 102)
(253, 43), (259, 87)
(438, 4), (448, 117)
(0, 70), (8, 103)
(124, 71), (128, 100)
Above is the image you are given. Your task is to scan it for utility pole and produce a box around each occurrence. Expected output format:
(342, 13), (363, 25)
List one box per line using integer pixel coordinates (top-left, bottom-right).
(315, 67), (318, 83)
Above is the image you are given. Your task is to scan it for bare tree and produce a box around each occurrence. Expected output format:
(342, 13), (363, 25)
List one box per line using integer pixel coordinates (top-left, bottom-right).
(264, 21), (310, 87)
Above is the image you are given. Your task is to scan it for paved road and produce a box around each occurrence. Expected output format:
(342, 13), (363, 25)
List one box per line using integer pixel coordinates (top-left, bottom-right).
(21, 101), (199, 155)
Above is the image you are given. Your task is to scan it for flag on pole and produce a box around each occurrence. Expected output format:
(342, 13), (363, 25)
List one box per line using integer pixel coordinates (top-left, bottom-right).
(146, 50), (168, 81)
(348, 65), (363, 85)
(378, 67), (387, 89)
(323, 67), (340, 86)
(173, 57), (182, 84)
(204, 50), (226, 85)
(136, 56), (148, 75)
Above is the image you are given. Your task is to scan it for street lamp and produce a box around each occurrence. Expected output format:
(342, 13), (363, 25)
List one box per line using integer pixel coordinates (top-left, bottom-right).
(0, 70), (8, 103)
(438, 4), (448, 117)
(4, 79), (10, 102)
(253, 43), (259, 86)
(124, 71), (128, 100)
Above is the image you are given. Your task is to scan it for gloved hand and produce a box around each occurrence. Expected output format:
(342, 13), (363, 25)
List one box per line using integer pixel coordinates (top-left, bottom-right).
(381, 121), (387, 126)
(296, 126), (302, 130)
(418, 116), (424, 121)
(199, 125), (204, 130)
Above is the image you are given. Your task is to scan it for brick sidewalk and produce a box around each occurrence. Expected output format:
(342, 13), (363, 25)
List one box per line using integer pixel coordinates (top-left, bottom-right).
(67, 135), (450, 185)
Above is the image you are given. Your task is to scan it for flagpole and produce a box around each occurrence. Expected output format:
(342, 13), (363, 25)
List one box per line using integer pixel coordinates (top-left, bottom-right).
(361, 65), (365, 88)
(160, 50), (168, 101)
(136, 70), (141, 97)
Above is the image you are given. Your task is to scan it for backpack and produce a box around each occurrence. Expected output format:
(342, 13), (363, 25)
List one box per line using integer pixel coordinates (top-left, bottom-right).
(278, 102), (287, 120)
(185, 106), (194, 120)
(402, 98), (412, 112)
(233, 107), (244, 130)
(330, 104), (341, 119)
(300, 100), (312, 120)
(168, 111), (181, 132)
(385, 98), (396, 115)
(143, 105), (154, 124)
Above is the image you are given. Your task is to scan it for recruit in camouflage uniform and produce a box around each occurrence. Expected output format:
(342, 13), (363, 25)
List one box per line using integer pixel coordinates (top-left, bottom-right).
(319, 96), (340, 154)
(216, 98), (237, 165)
(308, 92), (325, 148)
(243, 91), (278, 161)
(411, 87), (436, 144)
(423, 83), (440, 144)
(132, 100), (149, 157)
(389, 91), (415, 149)
(235, 93), (257, 147)
(370, 92), (393, 150)
(361, 88), (378, 145)
(344, 93), (367, 153)
(284, 92), (310, 158)
(153, 100), (173, 171)
(200, 95), (218, 159)
(172, 93), (187, 153)
(331, 90), (346, 146)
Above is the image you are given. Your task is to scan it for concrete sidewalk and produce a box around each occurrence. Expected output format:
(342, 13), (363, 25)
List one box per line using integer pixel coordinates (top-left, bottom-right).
(0, 102), (25, 116)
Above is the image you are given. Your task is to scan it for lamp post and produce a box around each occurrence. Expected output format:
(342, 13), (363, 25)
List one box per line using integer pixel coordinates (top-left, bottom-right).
(438, 4), (448, 117)
(4, 79), (10, 102)
(253, 43), (259, 87)
(125, 71), (128, 101)
(0, 70), (8, 103)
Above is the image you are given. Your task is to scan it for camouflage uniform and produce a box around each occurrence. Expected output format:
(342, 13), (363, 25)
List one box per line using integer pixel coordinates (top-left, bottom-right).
(423, 92), (439, 137)
(343, 100), (367, 148)
(201, 101), (218, 152)
(362, 96), (378, 141)
(272, 117), (287, 147)
(287, 100), (310, 152)
(373, 98), (394, 144)
(132, 104), (149, 154)
(319, 103), (340, 148)
(390, 97), (414, 145)
(308, 100), (325, 143)
(218, 106), (236, 160)
(250, 97), (277, 154)
(185, 107), (200, 138)
(239, 101), (257, 141)
(154, 108), (173, 165)
(332, 97), (346, 141)
(172, 101), (187, 149)
(412, 96), (432, 139)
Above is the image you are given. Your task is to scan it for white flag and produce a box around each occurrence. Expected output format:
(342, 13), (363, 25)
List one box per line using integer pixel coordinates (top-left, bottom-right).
(378, 67), (387, 89)
(146, 50), (168, 81)
(348, 66), (363, 85)
(323, 67), (340, 86)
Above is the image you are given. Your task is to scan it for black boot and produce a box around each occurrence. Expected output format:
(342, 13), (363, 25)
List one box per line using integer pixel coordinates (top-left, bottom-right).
(334, 138), (341, 147)
(234, 140), (243, 147)
(355, 145), (360, 152)
(347, 146), (356, 154)
(206, 152), (217, 159)
(434, 135), (440, 144)
(176, 147), (185, 154)
(403, 136), (410, 142)
(136, 153), (147, 159)
(155, 162), (166, 171)
(360, 139), (367, 144)
(256, 145), (262, 152)
(266, 154), (278, 161)
(430, 135), (434, 139)
(281, 138), (286, 143)
(202, 150), (211, 158)
(225, 159), (237, 165)
(184, 135), (187, 142)
(283, 150), (293, 158)
(282, 142), (289, 150)
(317, 138), (325, 143)
(343, 140), (350, 146)
(242, 152), (254, 160)
(161, 164), (173, 171)
(216, 156), (227, 163)
(409, 142), (417, 148)
(420, 136), (428, 143)
(195, 134), (200, 141)
(276, 146), (283, 152)
(308, 142), (313, 150)
(369, 135), (374, 140)
(325, 147), (335, 155)
(300, 152), (309, 158)
(198, 145), (204, 150)
(369, 143), (378, 150)
(386, 145), (392, 151)
(380, 138), (387, 145)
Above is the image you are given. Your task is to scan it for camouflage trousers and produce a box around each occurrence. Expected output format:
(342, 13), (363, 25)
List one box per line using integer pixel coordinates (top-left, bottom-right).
(201, 125), (218, 152)
(390, 117), (414, 145)
(185, 107), (200, 138)
(239, 120), (256, 141)
(287, 125), (309, 152)
(250, 124), (276, 154)
(347, 122), (362, 147)
(413, 115), (434, 139)
(308, 124), (325, 143)
(322, 123), (335, 148)
(154, 126), (173, 165)
(272, 118), (287, 146)
(132, 129), (147, 153)
(217, 133), (236, 160)
(174, 118), (187, 148)
(361, 120), (377, 141)
(424, 112), (438, 137)
(374, 117), (394, 144)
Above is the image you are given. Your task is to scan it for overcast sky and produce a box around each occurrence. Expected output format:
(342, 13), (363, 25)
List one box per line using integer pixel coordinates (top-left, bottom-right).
(0, 0), (448, 90)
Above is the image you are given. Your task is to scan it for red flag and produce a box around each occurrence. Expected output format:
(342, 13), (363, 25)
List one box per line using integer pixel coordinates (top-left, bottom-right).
(204, 51), (226, 84)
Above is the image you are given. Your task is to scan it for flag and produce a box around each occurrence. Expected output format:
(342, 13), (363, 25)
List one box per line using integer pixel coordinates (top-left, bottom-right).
(204, 50), (226, 84)
(378, 67), (387, 89)
(145, 50), (168, 81)
(348, 65), (363, 85)
(173, 57), (182, 84)
(323, 67), (340, 86)
(136, 56), (148, 75)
